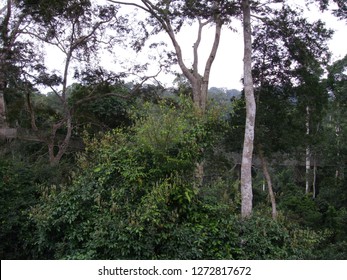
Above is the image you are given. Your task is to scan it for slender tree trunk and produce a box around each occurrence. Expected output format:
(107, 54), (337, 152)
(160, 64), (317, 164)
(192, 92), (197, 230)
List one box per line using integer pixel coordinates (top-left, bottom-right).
(335, 106), (342, 180)
(48, 116), (73, 166)
(335, 127), (340, 179)
(0, 0), (12, 128)
(305, 105), (311, 194)
(0, 91), (7, 127)
(47, 48), (73, 166)
(312, 156), (317, 199)
(258, 147), (277, 220)
(240, 0), (255, 218)
(305, 146), (311, 193)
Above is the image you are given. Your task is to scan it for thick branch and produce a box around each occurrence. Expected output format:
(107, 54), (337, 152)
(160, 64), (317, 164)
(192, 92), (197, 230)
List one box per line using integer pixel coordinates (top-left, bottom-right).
(203, 18), (222, 81)
(250, 13), (268, 21)
(163, 21), (195, 84)
(1, 0), (12, 45)
(9, 14), (26, 47)
(0, 5), (7, 15)
(193, 18), (203, 77)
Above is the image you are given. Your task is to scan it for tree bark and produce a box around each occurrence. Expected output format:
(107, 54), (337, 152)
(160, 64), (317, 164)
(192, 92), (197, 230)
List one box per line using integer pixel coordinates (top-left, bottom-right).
(165, 15), (222, 113)
(0, 92), (7, 127)
(0, 0), (12, 128)
(0, 0), (26, 128)
(305, 105), (311, 194)
(312, 156), (317, 199)
(48, 116), (73, 166)
(335, 103), (342, 180)
(240, 0), (255, 218)
(258, 146), (277, 220)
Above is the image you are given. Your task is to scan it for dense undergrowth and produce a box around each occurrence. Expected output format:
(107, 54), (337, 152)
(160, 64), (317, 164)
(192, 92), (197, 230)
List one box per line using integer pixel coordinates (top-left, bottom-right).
(1, 97), (346, 260)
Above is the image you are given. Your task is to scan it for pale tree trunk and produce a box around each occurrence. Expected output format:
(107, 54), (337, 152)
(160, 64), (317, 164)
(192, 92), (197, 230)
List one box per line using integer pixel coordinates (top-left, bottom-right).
(305, 147), (311, 193)
(48, 116), (73, 166)
(241, 0), (255, 218)
(162, 11), (221, 184)
(258, 146), (277, 220)
(305, 105), (311, 194)
(0, 5), (8, 125)
(167, 17), (222, 113)
(0, 92), (7, 127)
(0, 0), (16, 128)
(312, 156), (317, 199)
(109, 0), (222, 113)
(335, 106), (342, 180)
(335, 123), (340, 179)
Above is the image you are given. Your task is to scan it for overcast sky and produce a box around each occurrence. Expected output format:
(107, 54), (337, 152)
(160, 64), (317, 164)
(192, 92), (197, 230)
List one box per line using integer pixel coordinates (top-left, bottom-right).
(45, 0), (346, 91)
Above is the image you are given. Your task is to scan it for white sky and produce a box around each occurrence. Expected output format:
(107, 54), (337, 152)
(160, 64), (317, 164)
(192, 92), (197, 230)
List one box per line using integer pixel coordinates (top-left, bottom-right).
(44, 0), (346, 91)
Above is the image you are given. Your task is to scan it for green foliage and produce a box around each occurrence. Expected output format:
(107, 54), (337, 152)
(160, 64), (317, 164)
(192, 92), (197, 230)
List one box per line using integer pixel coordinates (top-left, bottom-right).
(279, 190), (322, 227)
(28, 99), (201, 258)
(68, 83), (133, 134)
(18, 0), (92, 23)
(236, 215), (289, 259)
(0, 160), (35, 259)
(0, 158), (70, 259)
(133, 100), (204, 174)
(24, 97), (327, 260)
(2, 0), (346, 261)
(4, 89), (347, 260)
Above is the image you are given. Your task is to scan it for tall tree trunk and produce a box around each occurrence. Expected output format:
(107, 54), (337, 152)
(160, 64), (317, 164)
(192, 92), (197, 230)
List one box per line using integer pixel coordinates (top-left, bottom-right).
(0, 0), (12, 129)
(305, 105), (311, 194)
(240, 0), (255, 218)
(258, 146), (277, 220)
(335, 105), (342, 180)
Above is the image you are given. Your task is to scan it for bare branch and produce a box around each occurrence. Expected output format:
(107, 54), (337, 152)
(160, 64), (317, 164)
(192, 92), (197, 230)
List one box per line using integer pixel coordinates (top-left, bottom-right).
(48, 85), (65, 104)
(250, 13), (268, 22)
(0, 5), (7, 15)
(130, 65), (163, 93)
(107, 0), (150, 13)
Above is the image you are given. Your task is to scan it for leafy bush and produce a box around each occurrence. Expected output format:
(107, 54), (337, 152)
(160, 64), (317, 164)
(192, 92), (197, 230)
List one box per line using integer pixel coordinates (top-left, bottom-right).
(0, 160), (47, 259)
(26, 97), (332, 259)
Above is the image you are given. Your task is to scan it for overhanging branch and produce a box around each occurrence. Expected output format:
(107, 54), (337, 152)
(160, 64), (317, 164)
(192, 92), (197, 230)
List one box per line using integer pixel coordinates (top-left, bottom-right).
(107, 0), (150, 13)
